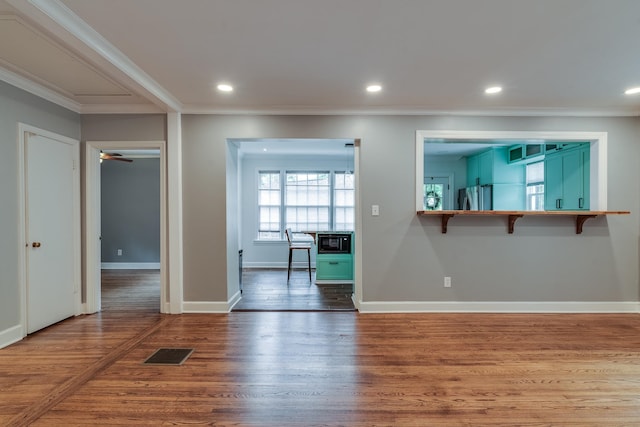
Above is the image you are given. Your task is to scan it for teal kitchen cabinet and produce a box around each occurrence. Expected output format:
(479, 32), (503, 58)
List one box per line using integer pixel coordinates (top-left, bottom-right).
(467, 148), (524, 187)
(315, 232), (354, 284)
(544, 144), (590, 210)
(315, 254), (353, 282)
(466, 147), (525, 210)
(466, 149), (496, 186)
(466, 154), (480, 186)
(478, 150), (493, 185)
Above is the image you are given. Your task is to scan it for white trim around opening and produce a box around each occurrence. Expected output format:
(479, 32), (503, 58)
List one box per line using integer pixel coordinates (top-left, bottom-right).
(85, 140), (174, 314)
(416, 129), (607, 212)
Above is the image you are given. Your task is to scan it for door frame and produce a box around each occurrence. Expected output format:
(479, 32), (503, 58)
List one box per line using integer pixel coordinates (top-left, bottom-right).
(229, 137), (362, 309)
(85, 140), (169, 314)
(17, 123), (82, 336)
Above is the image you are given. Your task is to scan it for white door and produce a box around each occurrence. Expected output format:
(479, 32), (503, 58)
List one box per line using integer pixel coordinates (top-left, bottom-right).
(25, 133), (78, 333)
(423, 176), (453, 210)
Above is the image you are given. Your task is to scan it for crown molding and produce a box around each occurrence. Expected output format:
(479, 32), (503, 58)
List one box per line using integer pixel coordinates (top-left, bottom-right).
(181, 104), (640, 117)
(26, 0), (182, 112)
(0, 65), (80, 113)
(80, 103), (165, 114)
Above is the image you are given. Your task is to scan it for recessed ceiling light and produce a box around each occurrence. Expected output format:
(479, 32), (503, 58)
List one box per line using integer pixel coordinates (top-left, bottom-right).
(624, 86), (640, 95)
(217, 83), (233, 92)
(366, 84), (382, 93)
(485, 86), (503, 94)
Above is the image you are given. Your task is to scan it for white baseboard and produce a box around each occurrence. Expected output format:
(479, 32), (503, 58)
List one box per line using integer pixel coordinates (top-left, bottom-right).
(357, 301), (640, 313)
(101, 262), (160, 270)
(182, 296), (239, 313)
(242, 262), (316, 269)
(0, 324), (23, 349)
(228, 291), (242, 310)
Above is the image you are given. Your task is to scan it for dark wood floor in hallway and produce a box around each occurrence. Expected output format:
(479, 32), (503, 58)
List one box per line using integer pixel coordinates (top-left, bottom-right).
(3, 272), (640, 425)
(233, 268), (355, 311)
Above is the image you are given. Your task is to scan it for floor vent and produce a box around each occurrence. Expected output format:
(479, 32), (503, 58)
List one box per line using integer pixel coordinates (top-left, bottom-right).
(143, 348), (194, 365)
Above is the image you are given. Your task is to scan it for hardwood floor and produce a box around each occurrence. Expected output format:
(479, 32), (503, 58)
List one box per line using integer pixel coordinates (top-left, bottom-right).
(233, 268), (355, 311)
(3, 274), (640, 425)
(101, 269), (161, 313)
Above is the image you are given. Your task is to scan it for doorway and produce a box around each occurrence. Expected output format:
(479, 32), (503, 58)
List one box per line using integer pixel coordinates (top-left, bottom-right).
(85, 141), (168, 314)
(228, 138), (360, 311)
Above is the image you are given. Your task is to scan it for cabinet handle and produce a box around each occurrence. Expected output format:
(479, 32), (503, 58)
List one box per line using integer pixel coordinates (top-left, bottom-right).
(556, 199), (560, 209)
(329, 261), (339, 265)
(579, 197), (584, 209)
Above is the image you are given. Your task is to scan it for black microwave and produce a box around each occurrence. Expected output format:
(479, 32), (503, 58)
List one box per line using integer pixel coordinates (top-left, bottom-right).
(317, 233), (352, 254)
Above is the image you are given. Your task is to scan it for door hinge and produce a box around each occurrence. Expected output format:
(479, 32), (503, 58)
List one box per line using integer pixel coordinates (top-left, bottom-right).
(72, 160), (77, 170)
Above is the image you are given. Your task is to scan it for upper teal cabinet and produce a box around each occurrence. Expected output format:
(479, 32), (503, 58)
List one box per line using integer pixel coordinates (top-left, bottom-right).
(467, 154), (480, 186)
(508, 144), (545, 164)
(544, 144), (590, 210)
(478, 150), (493, 185)
(466, 148), (526, 210)
(467, 147), (523, 187)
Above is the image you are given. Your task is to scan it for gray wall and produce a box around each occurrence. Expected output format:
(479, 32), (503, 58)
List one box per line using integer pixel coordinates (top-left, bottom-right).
(182, 114), (639, 304)
(81, 114), (166, 141)
(0, 81), (80, 332)
(0, 94), (637, 330)
(101, 158), (160, 263)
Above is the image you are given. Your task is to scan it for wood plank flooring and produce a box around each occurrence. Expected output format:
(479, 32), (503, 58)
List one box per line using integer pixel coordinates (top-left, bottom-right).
(2, 273), (640, 425)
(100, 269), (161, 313)
(233, 268), (355, 311)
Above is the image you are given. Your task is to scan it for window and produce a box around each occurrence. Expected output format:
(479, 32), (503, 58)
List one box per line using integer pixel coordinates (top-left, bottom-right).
(258, 172), (281, 239)
(257, 169), (355, 239)
(334, 172), (355, 230)
(285, 172), (331, 232)
(526, 161), (544, 211)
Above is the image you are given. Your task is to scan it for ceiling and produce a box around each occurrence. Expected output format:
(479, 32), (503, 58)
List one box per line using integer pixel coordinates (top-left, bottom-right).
(1, 0), (639, 115)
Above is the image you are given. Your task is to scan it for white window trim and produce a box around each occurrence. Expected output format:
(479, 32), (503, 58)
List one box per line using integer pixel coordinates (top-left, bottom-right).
(416, 130), (607, 211)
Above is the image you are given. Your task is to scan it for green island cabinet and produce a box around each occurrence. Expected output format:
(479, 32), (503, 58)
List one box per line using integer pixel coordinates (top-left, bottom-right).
(544, 143), (590, 210)
(466, 147), (526, 210)
(315, 254), (353, 282)
(315, 232), (354, 284)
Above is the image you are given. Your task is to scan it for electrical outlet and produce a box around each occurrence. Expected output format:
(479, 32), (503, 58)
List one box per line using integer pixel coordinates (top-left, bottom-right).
(117, 249), (122, 256)
(371, 205), (380, 216)
(444, 276), (451, 288)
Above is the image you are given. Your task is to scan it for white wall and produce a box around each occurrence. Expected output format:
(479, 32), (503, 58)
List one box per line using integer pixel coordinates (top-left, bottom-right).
(239, 153), (352, 268)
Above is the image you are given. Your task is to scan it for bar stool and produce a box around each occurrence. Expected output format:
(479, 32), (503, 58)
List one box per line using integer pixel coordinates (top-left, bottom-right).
(285, 228), (312, 281)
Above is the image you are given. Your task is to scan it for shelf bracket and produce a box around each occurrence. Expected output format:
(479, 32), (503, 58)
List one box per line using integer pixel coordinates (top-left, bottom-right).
(507, 214), (524, 234)
(441, 214), (455, 234)
(576, 215), (597, 234)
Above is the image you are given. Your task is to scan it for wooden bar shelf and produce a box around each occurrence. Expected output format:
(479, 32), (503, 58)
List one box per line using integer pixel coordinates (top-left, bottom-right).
(417, 210), (630, 234)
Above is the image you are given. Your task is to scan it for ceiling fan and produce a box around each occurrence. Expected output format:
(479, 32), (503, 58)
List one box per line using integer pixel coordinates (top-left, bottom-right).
(100, 151), (133, 163)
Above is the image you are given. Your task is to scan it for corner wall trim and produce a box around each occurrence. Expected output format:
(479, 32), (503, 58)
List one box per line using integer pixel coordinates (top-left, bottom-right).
(357, 301), (640, 313)
(182, 293), (241, 313)
(0, 325), (23, 349)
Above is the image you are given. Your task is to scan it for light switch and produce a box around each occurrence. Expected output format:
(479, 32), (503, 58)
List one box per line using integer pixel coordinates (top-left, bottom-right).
(371, 205), (380, 216)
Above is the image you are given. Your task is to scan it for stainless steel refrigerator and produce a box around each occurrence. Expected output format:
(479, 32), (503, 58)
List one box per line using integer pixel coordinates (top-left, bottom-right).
(458, 185), (493, 210)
